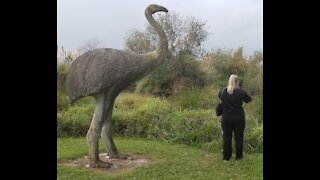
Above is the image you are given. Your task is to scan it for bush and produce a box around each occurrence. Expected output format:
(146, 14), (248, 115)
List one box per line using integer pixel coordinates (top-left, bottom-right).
(57, 90), (69, 112)
(57, 97), (95, 137)
(169, 85), (219, 110)
(113, 93), (173, 138)
(244, 126), (263, 153)
(242, 51), (263, 95)
(57, 62), (72, 113)
(168, 110), (219, 144)
(57, 62), (70, 92)
(244, 94), (263, 127)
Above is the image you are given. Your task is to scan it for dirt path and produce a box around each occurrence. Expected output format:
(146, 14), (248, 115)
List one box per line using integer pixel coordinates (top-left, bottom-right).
(59, 153), (153, 174)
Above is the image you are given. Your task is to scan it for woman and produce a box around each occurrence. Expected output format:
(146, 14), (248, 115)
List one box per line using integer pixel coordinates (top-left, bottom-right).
(218, 74), (252, 161)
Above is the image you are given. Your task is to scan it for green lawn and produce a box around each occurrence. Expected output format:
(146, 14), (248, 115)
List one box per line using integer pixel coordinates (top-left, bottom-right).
(58, 137), (262, 179)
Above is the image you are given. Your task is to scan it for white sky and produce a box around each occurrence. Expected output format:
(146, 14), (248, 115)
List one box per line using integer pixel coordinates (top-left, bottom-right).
(57, 0), (262, 57)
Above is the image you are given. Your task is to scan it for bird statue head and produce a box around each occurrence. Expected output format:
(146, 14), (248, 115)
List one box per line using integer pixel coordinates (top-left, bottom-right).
(146, 4), (168, 14)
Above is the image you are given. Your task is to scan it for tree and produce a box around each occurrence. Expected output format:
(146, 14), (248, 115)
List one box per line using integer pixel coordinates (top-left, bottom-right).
(232, 47), (246, 77)
(79, 38), (101, 53)
(201, 48), (263, 94)
(242, 51), (263, 94)
(201, 48), (234, 87)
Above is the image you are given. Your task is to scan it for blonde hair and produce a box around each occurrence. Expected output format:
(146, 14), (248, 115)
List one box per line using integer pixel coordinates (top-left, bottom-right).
(227, 74), (240, 94)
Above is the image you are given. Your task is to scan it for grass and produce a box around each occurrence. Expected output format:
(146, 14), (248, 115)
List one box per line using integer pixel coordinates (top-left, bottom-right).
(58, 137), (262, 179)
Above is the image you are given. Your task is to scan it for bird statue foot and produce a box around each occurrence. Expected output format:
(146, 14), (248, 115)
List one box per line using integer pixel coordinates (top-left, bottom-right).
(88, 160), (114, 168)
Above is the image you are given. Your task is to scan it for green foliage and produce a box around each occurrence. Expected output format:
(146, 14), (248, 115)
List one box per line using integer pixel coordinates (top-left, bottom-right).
(57, 61), (72, 113)
(136, 50), (206, 97)
(112, 94), (228, 152)
(57, 62), (70, 92)
(113, 93), (173, 138)
(169, 50), (206, 92)
(242, 51), (263, 94)
(201, 48), (263, 92)
(57, 91), (262, 153)
(244, 126), (263, 153)
(167, 110), (220, 146)
(57, 97), (95, 137)
(245, 94), (263, 126)
(168, 85), (218, 110)
(201, 48), (234, 87)
(57, 90), (69, 112)
(135, 56), (174, 97)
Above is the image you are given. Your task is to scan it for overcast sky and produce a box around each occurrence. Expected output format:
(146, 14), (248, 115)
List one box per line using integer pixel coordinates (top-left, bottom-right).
(57, 0), (262, 57)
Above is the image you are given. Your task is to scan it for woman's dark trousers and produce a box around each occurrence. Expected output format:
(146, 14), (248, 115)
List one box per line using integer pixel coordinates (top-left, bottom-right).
(222, 121), (245, 160)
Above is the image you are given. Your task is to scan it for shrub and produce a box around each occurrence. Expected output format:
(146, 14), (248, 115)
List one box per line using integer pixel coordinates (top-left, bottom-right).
(57, 62), (70, 92)
(244, 126), (263, 153)
(168, 110), (219, 145)
(169, 85), (219, 110)
(113, 93), (173, 138)
(244, 94), (263, 127)
(57, 90), (69, 112)
(57, 97), (95, 137)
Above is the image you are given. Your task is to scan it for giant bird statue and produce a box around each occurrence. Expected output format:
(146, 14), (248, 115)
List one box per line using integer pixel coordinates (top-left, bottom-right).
(66, 4), (168, 168)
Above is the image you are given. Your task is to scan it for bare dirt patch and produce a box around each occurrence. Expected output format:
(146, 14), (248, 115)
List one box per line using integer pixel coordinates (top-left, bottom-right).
(59, 153), (153, 174)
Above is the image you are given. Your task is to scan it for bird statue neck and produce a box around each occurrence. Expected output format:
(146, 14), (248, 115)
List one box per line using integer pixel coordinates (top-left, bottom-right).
(145, 10), (168, 61)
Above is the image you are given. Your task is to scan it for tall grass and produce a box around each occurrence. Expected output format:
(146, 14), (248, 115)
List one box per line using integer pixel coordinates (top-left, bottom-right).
(57, 97), (95, 137)
(244, 94), (263, 127)
(113, 93), (173, 138)
(57, 62), (70, 92)
(57, 61), (71, 113)
(57, 90), (263, 153)
(57, 90), (69, 112)
(168, 85), (219, 110)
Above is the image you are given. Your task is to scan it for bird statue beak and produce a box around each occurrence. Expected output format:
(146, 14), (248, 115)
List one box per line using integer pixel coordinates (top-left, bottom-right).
(158, 6), (168, 13)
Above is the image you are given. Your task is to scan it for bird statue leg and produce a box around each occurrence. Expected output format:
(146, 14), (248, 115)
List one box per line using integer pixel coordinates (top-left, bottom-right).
(101, 100), (128, 159)
(86, 92), (114, 168)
